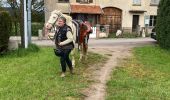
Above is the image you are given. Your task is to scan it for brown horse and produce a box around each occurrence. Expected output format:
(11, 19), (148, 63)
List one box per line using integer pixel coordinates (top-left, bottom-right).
(45, 10), (91, 67)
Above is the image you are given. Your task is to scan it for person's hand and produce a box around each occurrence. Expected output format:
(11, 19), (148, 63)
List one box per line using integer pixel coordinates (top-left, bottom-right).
(58, 42), (64, 46)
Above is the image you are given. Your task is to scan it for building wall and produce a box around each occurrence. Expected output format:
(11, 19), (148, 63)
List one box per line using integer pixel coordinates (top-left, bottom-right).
(45, 0), (70, 22)
(97, 0), (158, 32)
(45, 0), (159, 32)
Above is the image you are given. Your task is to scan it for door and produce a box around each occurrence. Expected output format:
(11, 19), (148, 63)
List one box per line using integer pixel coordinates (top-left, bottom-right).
(132, 15), (139, 32)
(100, 7), (122, 33)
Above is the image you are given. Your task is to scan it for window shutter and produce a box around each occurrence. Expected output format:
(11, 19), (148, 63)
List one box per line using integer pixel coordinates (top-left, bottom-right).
(151, 0), (160, 4)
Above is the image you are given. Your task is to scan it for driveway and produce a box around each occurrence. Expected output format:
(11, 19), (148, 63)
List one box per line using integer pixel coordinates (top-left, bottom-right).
(88, 37), (156, 48)
(82, 38), (156, 100)
(30, 37), (156, 48)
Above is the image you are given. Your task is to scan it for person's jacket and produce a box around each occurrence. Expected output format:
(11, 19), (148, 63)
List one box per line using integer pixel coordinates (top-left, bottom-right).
(55, 24), (74, 49)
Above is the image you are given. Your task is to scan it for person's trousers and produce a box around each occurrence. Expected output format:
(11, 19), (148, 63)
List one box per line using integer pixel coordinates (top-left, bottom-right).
(60, 49), (73, 73)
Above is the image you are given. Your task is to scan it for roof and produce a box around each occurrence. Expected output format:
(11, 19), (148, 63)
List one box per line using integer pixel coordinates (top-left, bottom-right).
(70, 4), (103, 14)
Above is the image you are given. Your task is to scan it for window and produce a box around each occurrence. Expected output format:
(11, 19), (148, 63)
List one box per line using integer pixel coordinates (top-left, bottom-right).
(149, 15), (157, 26)
(150, 0), (160, 5)
(76, 0), (93, 3)
(133, 0), (141, 5)
(58, 0), (69, 3)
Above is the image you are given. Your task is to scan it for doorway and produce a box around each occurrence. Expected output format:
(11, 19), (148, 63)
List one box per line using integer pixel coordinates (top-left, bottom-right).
(132, 15), (139, 32)
(100, 7), (122, 33)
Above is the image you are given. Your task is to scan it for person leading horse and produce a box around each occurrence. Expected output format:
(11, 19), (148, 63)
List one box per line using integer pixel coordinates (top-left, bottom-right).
(45, 10), (92, 68)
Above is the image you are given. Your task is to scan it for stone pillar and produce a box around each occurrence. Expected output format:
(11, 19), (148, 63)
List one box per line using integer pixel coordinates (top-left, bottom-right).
(38, 29), (43, 40)
(104, 25), (110, 37)
(96, 24), (100, 38)
(137, 25), (141, 35)
(8, 40), (18, 50)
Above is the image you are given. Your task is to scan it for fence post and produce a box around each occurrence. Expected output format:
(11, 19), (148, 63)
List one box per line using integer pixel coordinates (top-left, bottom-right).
(96, 24), (100, 38)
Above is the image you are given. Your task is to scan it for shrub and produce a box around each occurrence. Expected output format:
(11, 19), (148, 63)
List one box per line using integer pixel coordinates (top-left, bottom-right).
(32, 23), (44, 36)
(0, 11), (12, 54)
(31, 10), (45, 23)
(156, 0), (170, 49)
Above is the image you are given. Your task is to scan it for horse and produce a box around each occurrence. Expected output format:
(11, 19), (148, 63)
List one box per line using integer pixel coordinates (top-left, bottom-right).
(45, 10), (92, 67)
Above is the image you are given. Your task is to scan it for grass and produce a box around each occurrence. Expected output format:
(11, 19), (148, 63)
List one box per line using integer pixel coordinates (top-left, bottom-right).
(106, 45), (170, 100)
(0, 45), (106, 100)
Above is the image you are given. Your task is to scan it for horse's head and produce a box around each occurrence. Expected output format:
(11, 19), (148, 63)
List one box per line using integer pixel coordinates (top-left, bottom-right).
(45, 10), (62, 30)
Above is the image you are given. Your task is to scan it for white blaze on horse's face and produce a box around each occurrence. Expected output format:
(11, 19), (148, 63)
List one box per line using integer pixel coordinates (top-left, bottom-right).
(46, 10), (60, 29)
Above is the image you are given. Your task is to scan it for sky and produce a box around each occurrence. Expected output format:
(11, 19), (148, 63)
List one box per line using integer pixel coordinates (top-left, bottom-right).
(0, 0), (20, 7)
(1, 0), (10, 7)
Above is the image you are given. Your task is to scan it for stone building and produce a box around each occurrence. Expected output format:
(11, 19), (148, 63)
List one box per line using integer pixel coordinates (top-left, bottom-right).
(44, 0), (159, 33)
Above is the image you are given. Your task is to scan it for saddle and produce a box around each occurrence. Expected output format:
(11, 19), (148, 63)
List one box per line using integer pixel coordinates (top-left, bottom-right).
(72, 20), (92, 44)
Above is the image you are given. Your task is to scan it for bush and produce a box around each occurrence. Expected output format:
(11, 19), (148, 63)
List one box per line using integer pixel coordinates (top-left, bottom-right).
(31, 10), (45, 23)
(32, 23), (44, 36)
(156, 0), (170, 49)
(0, 11), (12, 54)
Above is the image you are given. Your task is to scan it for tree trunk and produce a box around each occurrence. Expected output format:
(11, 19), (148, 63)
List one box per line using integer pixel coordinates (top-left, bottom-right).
(19, 0), (25, 47)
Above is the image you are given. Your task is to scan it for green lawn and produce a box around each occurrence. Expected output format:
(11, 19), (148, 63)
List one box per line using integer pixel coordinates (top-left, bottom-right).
(106, 45), (170, 100)
(0, 46), (106, 100)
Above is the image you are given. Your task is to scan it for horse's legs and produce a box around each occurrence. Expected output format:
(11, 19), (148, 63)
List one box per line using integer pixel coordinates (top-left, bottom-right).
(83, 35), (89, 60)
(79, 43), (84, 61)
(83, 43), (88, 60)
(71, 48), (76, 67)
(79, 43), (88, 61)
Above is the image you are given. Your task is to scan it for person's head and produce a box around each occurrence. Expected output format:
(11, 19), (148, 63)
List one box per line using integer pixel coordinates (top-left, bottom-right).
(57, 17), (66, 27)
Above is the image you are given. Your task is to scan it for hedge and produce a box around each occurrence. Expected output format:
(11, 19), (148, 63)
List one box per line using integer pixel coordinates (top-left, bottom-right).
(0, 11), (12, 53)
(156, 0), (170, 49)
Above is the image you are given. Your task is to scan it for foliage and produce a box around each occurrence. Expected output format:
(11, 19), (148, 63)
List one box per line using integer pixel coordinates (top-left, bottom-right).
(32, 23), (44, 36)
(0, 11), (12, 54)
(11, 22), (20, 36)
(6, 0), (45, 47)
(10, 22), (44, 36)
(31, 0), (44, 12)
(0, 0), (2, 7)
(106, 45), (170, 99)
(32, 10), (45, 22)
(156, 0), (170, 49)
(0, 47), (106, 99)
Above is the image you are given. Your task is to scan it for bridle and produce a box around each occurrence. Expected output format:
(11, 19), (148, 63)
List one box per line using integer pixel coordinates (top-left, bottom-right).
(47, 12), (63, 41)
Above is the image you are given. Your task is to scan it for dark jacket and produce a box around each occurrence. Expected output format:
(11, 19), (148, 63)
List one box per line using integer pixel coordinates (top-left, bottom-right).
(55, 24), (74, 49)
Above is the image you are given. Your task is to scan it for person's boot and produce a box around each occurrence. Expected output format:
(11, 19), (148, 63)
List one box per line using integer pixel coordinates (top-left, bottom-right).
(60, 72), (65, 77)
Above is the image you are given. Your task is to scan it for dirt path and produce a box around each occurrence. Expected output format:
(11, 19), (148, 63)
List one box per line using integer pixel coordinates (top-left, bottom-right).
(82, 46), (133, 100)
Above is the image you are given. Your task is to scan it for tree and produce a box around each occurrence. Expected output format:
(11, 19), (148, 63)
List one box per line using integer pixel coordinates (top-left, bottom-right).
(7, 0), (26, 47)
(0, 0), (2, 7)
(7, 0), (20, 36)
(31, 0), (44, 22)
(32, 0), (44, 12)
(156, 0), (170, 49)
(5, 0), (44, 48)
(0, 11), (12, 53)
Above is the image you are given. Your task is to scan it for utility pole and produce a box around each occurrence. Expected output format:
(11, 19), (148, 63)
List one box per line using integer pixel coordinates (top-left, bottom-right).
(24, 0), (28, 48)
(27, 0), (32, 43)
